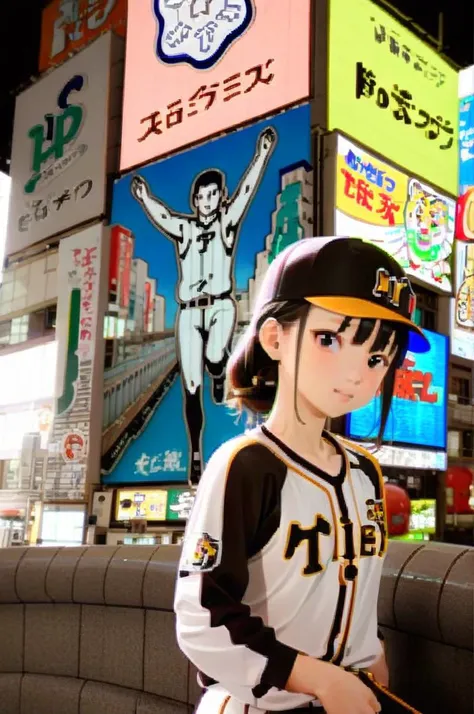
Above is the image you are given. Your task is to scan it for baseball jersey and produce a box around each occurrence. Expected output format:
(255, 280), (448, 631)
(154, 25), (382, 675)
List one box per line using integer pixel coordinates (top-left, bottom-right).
(176, 215), (234, 303)
(174, 425), (387, 710)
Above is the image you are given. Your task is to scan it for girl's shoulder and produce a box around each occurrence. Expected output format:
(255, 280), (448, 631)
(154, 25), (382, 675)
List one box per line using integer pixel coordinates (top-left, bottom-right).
(202, 430), (287, 486)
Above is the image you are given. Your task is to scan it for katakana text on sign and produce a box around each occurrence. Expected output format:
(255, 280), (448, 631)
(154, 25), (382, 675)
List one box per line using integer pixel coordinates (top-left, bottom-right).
(18, 179), (93, 233)
(394, 357), (438, 403)
(71, 242), (99, 361)
(137, 58), (275, 143)
(369, 16), (445, 88)
(340, 168), (401, 226)
(355, 62), (454, 151)
(134, 450), (187, 476)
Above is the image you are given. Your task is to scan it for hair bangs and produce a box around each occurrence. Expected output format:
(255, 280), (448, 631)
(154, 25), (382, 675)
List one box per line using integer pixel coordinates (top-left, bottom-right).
(338, 317), (406, 355)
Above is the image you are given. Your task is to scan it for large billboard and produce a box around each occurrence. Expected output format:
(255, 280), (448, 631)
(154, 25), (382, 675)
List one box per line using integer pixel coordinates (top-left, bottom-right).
(451, 241), (474, 360)
(347, 328), (448, 450)
(101, 104), (313, 485)
(456, 67), (474, 243)
(328, 0), (458, 194)
(327, 135), (455, 292)
(7, 34), (114, 257)
(43, 225), (106, 500)
(39, 0), (126, 72)
(120, 0), (311, 171)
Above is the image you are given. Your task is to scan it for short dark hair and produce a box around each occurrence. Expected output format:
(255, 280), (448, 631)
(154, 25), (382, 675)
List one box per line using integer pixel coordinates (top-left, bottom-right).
(226, 300), (409, 444)
(191, 170), (223, 200)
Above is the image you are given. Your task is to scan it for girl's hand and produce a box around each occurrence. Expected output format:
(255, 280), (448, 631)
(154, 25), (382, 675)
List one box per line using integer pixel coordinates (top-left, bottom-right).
(287, 655), (381, 714)
(318, 665), (382, 714)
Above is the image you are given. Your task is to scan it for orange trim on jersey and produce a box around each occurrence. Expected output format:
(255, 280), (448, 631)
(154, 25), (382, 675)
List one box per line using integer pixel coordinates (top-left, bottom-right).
(340, 438), (388, 557)
(333, 571), (358, 664)
(365, 673), (423, 714)
(219, 695), (231, 714)
(344, 451), (363, 530)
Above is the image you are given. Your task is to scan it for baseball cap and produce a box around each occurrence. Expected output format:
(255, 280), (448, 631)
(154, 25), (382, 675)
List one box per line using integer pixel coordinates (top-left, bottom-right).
(269, 237), (430, 354)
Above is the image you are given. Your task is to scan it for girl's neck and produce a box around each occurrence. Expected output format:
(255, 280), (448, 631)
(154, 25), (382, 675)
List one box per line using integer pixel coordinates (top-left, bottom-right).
(264, 383), (332, 461)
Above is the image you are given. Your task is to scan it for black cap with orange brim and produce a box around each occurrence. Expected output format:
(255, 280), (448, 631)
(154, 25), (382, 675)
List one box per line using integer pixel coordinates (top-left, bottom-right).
(272, 237), (430, 354)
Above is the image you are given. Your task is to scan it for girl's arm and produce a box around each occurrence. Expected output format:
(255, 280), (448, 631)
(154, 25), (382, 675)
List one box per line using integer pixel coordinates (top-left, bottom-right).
(175, 439), (299, 697)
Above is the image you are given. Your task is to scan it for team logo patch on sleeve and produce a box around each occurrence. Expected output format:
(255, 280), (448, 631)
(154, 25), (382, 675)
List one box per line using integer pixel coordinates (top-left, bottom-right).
(182, 532), (221, 572)
(366, 499), (385, 524)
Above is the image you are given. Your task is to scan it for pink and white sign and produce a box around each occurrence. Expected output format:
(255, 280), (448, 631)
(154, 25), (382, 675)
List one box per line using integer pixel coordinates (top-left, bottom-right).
(120, 0), (311, 170)
(72, 242), (100, 363)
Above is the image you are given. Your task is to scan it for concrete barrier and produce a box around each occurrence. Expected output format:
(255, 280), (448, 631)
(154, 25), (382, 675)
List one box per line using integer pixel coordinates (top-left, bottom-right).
(378, 540), (473, 713)
(0, 541), (471, 714)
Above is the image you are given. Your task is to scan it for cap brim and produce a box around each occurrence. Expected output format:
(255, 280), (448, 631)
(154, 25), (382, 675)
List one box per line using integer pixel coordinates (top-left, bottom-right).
(305, 296), (430, 354)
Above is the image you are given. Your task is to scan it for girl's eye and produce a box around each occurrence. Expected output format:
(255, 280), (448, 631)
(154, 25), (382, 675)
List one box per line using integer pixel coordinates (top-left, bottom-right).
(368, 354), (388, 369)
(314, 332), (340, 352)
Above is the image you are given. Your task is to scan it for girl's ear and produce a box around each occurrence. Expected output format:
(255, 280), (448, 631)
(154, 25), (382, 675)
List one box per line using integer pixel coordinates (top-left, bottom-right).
(259, 318), (282, 361)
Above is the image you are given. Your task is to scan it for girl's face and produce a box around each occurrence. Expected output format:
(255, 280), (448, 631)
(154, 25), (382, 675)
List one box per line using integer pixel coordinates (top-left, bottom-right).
(276, 306), (398, 419)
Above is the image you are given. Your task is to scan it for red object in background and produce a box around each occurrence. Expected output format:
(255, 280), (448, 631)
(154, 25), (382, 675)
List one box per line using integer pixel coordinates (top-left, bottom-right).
(109, 226), (122, 301)
(121, 235), (133, 309)
(446, 467), (474, 514)
(144, 282), (152, 331)
(455, 188), (474, 243)
(110, 226), (134, 308)
(0, 510), (22, 519)
(39, 0), (127, 73)
(385, 483), (411, 536)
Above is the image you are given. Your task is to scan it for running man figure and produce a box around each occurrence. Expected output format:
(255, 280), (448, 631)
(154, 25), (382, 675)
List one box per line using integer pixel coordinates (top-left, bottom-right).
(131, 127), (276, 484)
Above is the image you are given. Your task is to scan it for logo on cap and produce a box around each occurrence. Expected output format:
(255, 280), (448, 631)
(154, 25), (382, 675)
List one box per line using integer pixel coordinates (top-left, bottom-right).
(373, 268), (412, 309)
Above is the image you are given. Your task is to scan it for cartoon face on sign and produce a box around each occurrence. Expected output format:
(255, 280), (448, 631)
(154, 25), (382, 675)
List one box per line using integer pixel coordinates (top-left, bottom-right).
(404, 180), (452, 283)
(153, 0), (255, 69)
(62, 432), (86, 462)
(456, 244), (474, 327)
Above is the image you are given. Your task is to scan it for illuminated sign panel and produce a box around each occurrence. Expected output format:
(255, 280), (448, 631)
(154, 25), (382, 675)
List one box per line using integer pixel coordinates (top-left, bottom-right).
(451, 241), (474, 360)
(115, 487), (193, 521)
(333, 135), (455, 293)
(328, 0), (458, 194)
(7, 34), (113, 256)
(120, 0), (311, 170)
(347, 328), (448, 450)
(39, 0), (126, 72)
(101, 105), (313, 485)
(456, 67), (474, 243)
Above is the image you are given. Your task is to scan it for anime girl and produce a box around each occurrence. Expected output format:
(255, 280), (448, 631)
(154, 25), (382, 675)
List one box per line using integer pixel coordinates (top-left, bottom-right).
(175, 237), (427, 714)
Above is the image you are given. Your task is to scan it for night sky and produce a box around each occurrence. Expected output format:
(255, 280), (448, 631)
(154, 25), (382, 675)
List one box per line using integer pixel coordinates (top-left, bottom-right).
(0, 0), (472, 176)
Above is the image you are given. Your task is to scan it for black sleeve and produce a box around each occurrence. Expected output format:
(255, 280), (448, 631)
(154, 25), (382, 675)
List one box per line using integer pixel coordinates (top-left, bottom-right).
(174, 440), (298, 697)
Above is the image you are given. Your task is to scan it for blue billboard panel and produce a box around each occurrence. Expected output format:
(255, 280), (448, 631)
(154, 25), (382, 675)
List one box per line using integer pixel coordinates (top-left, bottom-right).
(101, 104), (313, 485)
(459, 94), (474, 196)
(347, 328), (448, 450)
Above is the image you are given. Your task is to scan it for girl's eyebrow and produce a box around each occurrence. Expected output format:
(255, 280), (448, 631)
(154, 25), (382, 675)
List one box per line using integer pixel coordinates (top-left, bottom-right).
(310, 323), (343, 330)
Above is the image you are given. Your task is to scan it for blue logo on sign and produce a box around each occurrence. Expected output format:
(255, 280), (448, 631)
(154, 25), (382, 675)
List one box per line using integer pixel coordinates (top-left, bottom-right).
(459, 95), (474, 195)
(153, 0), (255, 70)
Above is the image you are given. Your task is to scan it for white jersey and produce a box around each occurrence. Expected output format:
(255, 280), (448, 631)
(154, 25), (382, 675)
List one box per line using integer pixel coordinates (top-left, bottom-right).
(177, 215), (234, 303)
(175, 426), (387, 711)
